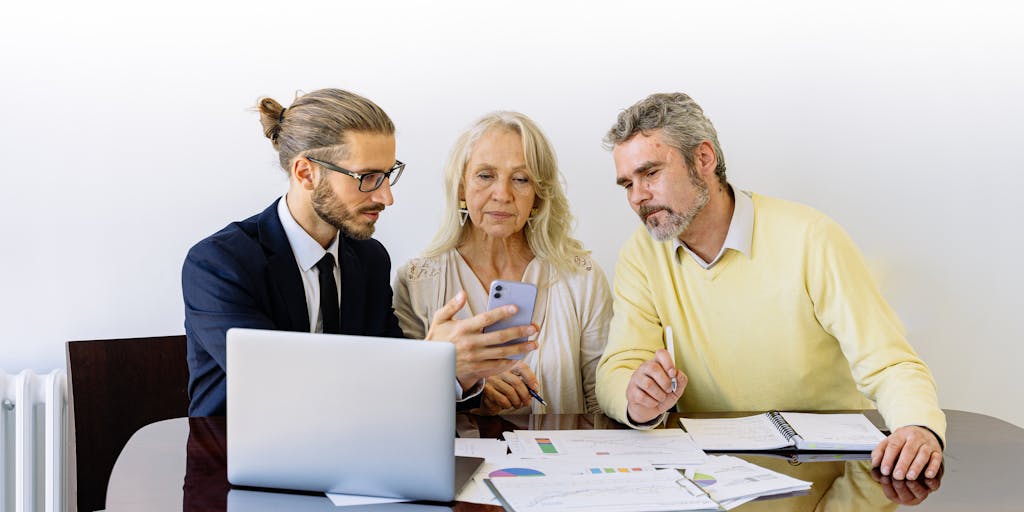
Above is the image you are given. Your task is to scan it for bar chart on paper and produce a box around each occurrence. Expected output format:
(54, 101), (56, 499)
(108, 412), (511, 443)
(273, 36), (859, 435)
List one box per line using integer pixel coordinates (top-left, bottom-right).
(507, 429), (706, 465)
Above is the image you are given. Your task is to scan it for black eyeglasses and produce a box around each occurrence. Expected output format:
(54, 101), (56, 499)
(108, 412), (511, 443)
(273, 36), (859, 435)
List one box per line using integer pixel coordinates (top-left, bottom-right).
(306, 157), (405, 192)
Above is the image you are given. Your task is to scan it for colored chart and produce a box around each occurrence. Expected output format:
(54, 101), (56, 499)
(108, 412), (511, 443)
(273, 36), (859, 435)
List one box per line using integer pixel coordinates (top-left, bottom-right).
(692, 472), (717, 486)
(489, 467), (545, 478)
(589, 467), (645, 474)
(535, 437), (558, 454)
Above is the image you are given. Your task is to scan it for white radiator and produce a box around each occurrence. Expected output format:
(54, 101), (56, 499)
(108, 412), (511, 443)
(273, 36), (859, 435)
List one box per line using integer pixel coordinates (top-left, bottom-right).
(0, 370), (66, 512)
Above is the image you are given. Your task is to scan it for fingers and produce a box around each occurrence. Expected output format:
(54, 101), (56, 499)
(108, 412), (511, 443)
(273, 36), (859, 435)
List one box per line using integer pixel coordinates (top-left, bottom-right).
(499, 369), (532, 406)
(924, 450), (943, 479)
(877, 434), (904, 477)
(513, 363), (540, 390)
(904, 444), (933, 480)
(877, 427), (943, 480)
(653, 349), (676, 376)
(871, 437), (887, 468)
(432, 291), (466, 324)
(488, 376), (525, 409)
(480, 385), (512, 414)
(461, 303), (520, 332)
(625, 357), (684, 423)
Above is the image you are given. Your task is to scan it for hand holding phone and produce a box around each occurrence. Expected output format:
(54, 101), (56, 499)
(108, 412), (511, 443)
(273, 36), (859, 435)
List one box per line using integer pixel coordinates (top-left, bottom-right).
(482, 280), (537, 360)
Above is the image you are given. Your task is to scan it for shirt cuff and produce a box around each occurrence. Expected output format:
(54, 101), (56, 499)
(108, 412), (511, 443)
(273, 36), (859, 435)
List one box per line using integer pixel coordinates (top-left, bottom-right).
(456, 378), (485, 402)
(624, 405), (669, 430)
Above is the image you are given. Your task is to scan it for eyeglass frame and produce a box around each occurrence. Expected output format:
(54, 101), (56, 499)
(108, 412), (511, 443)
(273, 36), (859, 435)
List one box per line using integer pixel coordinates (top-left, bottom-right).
(306, 156), (405, 192)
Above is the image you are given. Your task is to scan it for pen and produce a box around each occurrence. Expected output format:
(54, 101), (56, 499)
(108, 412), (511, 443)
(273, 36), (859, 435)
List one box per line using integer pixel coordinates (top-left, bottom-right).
(666, 326), (677, 393)
(522, 377), (547, 406)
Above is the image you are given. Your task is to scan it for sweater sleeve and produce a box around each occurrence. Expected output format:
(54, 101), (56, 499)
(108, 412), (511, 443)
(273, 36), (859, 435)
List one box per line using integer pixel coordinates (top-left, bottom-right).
(806, 217), (946, 445)
(596, 235), (668, 426)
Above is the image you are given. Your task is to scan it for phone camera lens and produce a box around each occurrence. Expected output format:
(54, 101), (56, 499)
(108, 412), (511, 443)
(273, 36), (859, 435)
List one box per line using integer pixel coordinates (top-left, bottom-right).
(495, 285), (503, 291)
(494, 293), (502, 299)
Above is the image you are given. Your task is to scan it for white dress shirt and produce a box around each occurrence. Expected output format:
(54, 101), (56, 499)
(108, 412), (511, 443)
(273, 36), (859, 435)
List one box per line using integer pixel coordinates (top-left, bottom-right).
(277, 195), (340, 333)
(674, 187), (755, 269)
(276, 196), (480, 401)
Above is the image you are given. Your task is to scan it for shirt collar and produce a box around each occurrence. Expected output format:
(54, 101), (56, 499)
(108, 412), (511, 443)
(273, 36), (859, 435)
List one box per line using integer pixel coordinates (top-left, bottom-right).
(277, 195), (339, 272)
(673, 187), (754, 268)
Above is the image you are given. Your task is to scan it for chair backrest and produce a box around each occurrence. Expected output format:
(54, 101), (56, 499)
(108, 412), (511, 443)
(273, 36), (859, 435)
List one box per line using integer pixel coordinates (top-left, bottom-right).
(66, 335), (189, 512)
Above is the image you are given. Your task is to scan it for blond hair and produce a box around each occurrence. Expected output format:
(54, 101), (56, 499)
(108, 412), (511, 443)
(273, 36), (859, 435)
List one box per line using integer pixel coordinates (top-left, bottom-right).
(256, 88), (394, 170)
(424, 111), (588, 275)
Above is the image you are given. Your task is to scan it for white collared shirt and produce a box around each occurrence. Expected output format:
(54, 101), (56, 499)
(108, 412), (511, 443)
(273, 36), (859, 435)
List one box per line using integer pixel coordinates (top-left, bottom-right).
(673, 187), (754, 269)
(276, 196), (480, 401)
(277, 195), (341, 333)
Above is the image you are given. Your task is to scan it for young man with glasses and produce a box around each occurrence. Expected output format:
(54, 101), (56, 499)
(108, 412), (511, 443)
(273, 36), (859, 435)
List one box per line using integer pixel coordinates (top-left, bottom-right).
(182, 89), (536, 416)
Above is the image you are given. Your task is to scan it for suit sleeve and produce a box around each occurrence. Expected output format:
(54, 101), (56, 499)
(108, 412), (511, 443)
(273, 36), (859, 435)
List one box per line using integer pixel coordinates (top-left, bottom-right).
(182, 240), (277, 371)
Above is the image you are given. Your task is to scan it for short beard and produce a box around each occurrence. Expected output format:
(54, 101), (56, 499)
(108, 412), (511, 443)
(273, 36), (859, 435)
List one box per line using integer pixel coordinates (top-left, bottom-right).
(311, 176), (384, 241)
(638, 165), (709, 242)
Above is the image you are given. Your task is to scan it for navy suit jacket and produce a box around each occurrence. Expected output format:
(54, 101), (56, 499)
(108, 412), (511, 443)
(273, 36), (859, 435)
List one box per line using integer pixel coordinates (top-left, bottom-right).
(182, 199), (405, 416)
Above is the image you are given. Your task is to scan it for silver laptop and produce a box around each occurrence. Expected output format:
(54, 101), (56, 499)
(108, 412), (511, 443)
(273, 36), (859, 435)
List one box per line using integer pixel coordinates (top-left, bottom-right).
(226, 328), (482, 501)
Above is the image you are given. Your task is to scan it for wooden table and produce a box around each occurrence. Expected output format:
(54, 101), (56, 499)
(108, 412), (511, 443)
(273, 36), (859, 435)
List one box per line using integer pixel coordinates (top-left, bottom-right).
(104, 409), (1024, 511)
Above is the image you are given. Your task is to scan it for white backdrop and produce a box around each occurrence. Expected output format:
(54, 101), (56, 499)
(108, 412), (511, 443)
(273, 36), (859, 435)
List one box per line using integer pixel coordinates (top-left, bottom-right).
(2, 1), (1022, 427)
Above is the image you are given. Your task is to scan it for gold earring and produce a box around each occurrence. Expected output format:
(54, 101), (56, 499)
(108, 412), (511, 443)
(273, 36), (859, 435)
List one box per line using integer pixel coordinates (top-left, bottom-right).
(458, 200), (469, 226)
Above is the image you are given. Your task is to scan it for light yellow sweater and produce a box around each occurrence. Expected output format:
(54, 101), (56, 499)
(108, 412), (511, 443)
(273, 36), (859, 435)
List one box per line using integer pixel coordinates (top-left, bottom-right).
(596, 193), (946, 444)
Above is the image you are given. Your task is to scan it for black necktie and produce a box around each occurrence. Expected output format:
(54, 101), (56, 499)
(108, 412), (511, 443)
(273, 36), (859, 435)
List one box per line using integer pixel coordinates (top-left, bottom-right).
(315, 253), (340, 334)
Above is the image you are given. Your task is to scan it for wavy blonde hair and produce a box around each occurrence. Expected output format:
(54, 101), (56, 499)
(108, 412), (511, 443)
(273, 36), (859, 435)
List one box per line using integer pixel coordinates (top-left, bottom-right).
(423, 111), (588, 275)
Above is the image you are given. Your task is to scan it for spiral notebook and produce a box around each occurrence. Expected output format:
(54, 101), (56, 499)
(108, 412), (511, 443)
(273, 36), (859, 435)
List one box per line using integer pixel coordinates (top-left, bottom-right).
(678, 412), (886, 451)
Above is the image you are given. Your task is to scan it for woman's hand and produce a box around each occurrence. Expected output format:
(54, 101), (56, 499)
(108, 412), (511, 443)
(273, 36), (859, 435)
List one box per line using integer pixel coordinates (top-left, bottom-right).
(478, 363), (539, 415)
(425, 291), (537, 389)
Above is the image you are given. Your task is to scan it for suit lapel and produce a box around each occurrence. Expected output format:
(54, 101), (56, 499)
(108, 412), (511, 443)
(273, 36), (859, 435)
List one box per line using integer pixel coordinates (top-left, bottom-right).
(337, 235), (366, 334)
(258, 199), (310, 332)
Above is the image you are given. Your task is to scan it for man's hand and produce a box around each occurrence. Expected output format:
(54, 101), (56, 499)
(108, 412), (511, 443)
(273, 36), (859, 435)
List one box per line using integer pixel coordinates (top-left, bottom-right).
(625, 349), (686, 424)
(871, 425), (943, 480)
(425, 291), (537, 388)
(478, 363), (539, 415)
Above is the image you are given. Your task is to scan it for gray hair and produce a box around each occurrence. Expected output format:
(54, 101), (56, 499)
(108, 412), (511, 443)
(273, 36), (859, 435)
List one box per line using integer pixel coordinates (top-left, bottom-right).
(256, 88), (394, 171)
(604, 92), (727, 188)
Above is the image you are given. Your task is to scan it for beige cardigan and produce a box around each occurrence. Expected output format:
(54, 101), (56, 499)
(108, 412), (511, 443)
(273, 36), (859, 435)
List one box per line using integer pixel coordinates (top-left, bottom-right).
(393, 249), (612, 414)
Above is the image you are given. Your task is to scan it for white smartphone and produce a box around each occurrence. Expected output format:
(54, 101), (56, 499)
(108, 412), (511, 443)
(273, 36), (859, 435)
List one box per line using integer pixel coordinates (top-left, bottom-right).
(482, 280), (538, 360)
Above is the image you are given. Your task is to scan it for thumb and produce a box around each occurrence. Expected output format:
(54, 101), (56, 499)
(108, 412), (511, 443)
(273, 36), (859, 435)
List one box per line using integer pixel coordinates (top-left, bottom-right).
(433, 290), (467, 324)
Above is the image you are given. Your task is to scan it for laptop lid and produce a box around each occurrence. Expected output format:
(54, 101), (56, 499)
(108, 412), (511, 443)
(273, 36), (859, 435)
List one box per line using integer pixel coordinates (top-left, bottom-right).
(226, 328), (464, 501)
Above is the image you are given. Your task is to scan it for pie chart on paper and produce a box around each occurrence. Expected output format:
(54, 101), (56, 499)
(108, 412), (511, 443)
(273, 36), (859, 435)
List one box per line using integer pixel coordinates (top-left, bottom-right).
(693, 472), (717, 486)
(488, 467), (545, 478)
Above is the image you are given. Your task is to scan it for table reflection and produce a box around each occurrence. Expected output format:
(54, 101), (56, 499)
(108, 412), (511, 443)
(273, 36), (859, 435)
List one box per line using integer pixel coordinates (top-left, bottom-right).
(183, 414), (943, 511)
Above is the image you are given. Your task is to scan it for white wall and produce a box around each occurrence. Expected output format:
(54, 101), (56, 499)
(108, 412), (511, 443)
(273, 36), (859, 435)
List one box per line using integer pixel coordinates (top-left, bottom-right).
(2, 1), (1021, 427)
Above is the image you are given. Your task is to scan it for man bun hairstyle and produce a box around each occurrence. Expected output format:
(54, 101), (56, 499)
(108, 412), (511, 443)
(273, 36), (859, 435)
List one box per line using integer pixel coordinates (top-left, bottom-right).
(256, 89), (395, 172)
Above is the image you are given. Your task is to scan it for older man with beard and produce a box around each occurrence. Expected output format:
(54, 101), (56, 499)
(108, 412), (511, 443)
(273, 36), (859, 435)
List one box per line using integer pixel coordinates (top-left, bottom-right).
(182, 89), (536, 417)
(596, 92), (945, 482)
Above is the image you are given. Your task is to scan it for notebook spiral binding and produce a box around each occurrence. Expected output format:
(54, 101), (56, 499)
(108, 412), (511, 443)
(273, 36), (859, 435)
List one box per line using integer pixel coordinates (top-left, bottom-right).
(767, 411), (799, 441)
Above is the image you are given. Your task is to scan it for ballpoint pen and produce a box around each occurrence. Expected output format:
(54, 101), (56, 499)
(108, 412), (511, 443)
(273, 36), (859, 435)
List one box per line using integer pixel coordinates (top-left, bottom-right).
(666, 326), (677, 393)
(522, 377), (547, 406)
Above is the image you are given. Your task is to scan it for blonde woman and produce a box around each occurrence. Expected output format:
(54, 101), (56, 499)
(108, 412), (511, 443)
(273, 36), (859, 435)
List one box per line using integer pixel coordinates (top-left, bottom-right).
(394, 112), (611, 415)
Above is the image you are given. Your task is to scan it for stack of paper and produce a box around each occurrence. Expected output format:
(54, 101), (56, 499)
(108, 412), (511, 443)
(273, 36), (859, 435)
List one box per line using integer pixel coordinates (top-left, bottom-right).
(484, 469), (718, 512)
(458, 455), (659, 506)
(682, 455), (812, 504)
(482, 457), (811, 512)
(505, 429), (707, 466)
(464, 430), (812, 512)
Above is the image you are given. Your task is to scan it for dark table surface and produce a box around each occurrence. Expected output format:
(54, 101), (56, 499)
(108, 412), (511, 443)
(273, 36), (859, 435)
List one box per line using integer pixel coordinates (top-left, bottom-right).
(104, 409), (1023, 511)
